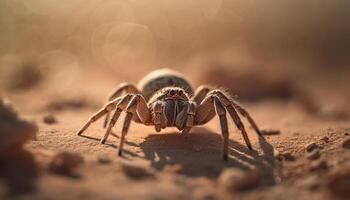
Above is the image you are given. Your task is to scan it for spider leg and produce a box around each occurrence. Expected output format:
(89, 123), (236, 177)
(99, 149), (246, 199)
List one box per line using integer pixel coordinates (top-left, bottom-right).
(76, 99), (119, 136)
(210, 90), (262, 136)
(209, 90), (256, 149)
(193, 95), (230, 160)
(230, 100), (262, 136)
(213, 96), (230, 161)
(102, 94), (151, 145)
(225, 105), (252, 150)
(118, 94), (150, 156)
(192, 85), (212, 104)
(195, 90), (254, 151)
(103, 83), (140, 128)
(100, 94), (133, 144)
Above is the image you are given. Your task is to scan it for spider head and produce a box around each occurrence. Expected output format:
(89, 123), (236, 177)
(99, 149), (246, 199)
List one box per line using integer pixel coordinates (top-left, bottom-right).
(150, 87), (190, 130)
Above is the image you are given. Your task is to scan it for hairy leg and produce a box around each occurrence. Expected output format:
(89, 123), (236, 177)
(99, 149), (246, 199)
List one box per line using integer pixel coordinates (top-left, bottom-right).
(76, 98), (121, 136)
(213, 96), (229, 161)
(195, 89), (255, 150)
(194, 95), (230, 160)
(118, 95), (150, 156)
(192, 85), (212, 104)
(194, 95), (216, 125)
(103, 83), (140, 128)
(209, 89), (261, 136)
(100, 94), (133, 144)
(230, 100), (262, 136)
(208, 90), (255, 149)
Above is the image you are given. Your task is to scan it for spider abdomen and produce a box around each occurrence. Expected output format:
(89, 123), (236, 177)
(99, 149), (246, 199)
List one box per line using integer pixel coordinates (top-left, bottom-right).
(138, 68), (194, 101)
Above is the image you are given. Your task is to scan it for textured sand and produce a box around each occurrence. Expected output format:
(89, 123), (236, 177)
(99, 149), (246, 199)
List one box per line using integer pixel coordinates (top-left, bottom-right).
(1, 67), (349, 200)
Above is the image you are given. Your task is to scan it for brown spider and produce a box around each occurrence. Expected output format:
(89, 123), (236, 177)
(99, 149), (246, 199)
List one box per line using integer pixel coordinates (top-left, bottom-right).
(77, 69), (263, 160)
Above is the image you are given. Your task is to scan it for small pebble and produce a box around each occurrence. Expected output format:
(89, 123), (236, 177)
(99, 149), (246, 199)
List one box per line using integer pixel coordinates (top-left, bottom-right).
(218, 168), (261, 192)
(307, 149), (320, 160)
(0, 98), (37, 153)
(305, 142), (319, 152)
(164, 164), (183, 174)
(297, 175), (321, 190)
(274, 150), (295, 161)
(327, 166), (350, 198)
(261, 129), (280, 136)
(274, 149), (282, 161)
(43, 114), (57, 124)
(97, 154), (111, 164)
(282, 152), (296, 161)
(309, 160), (328, 172)
(121, 163), (155, 180)
(49, 152), (84, 174)
(320, 136), (330, 143)
(342, 138), (350, 149)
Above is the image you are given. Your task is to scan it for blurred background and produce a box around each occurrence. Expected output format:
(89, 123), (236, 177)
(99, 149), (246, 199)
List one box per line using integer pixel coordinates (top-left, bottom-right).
(0, 0), (349, 104)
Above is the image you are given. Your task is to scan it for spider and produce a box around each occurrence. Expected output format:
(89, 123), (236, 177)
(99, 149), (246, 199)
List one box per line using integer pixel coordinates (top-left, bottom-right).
(77, 69), (263, 160)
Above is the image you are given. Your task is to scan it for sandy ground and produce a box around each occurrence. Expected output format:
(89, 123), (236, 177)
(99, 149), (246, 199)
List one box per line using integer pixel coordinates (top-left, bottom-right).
(1, 67), (350, 200)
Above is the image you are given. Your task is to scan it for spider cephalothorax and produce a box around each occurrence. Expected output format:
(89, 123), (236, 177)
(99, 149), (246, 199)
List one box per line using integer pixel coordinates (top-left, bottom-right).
(77, 69), (263, 160)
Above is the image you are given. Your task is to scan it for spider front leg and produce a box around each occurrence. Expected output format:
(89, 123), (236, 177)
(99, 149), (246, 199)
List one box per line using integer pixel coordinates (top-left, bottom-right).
(76, 98), (120, 136)
(101, 94), (134, 144)
(117, 94), (151, 156)
(103, 83), (140, 128)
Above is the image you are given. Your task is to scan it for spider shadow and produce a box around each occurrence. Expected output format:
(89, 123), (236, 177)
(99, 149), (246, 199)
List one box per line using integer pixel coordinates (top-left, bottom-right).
(79, 132), (139, 158)
(139, 127), (277, 184)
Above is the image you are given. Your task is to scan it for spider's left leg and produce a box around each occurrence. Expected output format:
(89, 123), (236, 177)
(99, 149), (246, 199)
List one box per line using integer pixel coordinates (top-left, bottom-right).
(101, 94), (133, 144)
(103, 83), (140, 128)
(211, 90), (255, 149)
(76, 100), (119, 136)
(118, 94), (151, 156)
(212, 90), (262, 137)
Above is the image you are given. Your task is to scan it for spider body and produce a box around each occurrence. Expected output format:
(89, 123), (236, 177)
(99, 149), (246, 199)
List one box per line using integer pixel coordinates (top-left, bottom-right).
(77, 69), (262, 160)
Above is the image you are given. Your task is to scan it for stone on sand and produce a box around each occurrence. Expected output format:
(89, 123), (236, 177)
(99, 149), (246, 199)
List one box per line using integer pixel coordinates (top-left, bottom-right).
(218, 168), (261, 192)
(0, 98), (37, 156)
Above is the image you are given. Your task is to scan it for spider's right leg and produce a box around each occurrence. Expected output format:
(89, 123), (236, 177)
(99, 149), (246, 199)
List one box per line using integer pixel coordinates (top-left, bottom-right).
(211, 90), (253, 150)
(213, 96), (230, 161)
(192, 85), (212, 104)
(76, 98), (120, 136)
(194, 95), (230, 160)
(103, 83), (140, 128)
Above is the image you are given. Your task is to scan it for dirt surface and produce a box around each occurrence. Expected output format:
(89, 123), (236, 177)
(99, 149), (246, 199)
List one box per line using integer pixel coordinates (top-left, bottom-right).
(1, 67), (350, 200)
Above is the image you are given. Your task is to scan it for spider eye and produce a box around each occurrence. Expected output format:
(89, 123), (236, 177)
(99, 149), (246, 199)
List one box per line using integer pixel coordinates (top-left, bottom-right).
(178, 90), (183, 95)
(169, 90), (176, 96)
